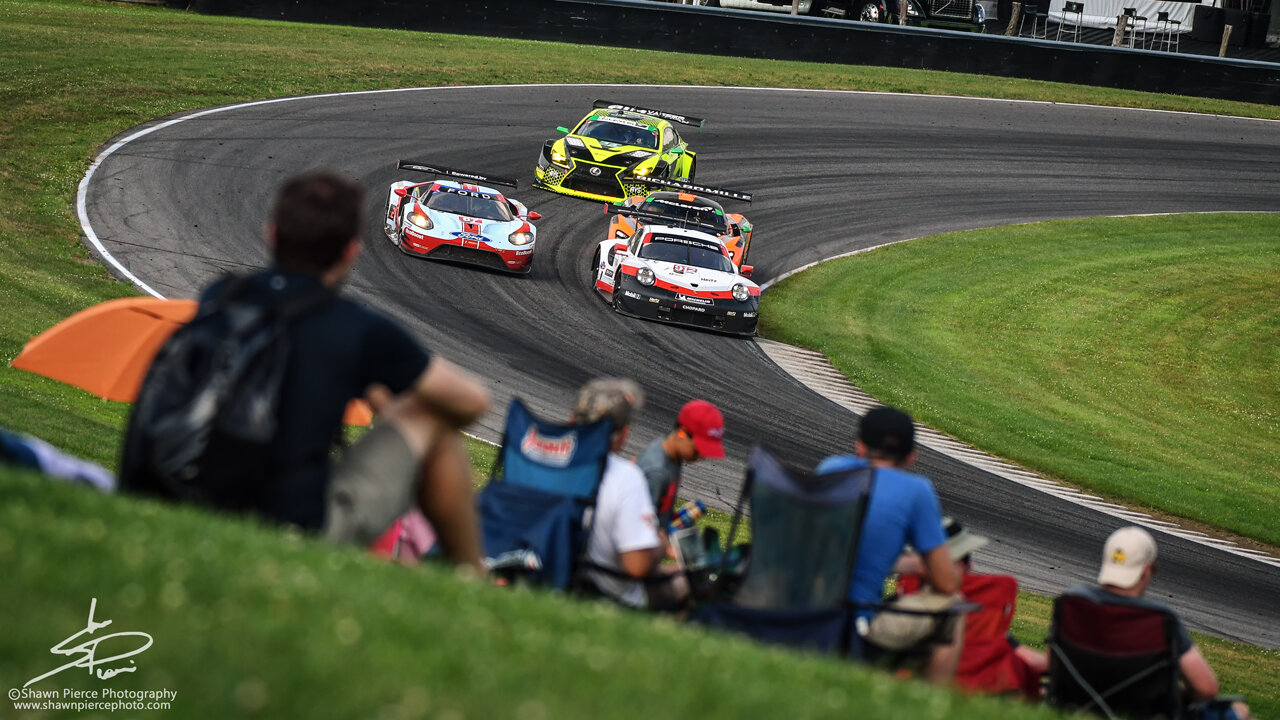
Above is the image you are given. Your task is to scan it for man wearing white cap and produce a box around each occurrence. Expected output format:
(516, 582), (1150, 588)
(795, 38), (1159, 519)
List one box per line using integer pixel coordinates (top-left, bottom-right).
(1060, 526), (1252, 720)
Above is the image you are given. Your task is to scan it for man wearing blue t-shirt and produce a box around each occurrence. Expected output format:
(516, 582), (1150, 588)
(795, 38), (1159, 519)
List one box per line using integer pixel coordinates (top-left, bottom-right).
(816, 405), (960, 685)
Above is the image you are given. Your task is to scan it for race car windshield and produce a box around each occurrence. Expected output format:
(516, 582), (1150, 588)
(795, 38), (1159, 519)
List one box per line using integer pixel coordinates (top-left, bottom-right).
(426, 191), (514, 221)
(576, 119), (659, 149)
(641, 199), (729, 233)
(639, 238), (734, 273)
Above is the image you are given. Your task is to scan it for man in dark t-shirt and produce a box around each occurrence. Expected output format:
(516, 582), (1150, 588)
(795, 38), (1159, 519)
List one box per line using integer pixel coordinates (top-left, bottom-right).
(148, 173), (490, 568)
(1055, 527), (1252, 720)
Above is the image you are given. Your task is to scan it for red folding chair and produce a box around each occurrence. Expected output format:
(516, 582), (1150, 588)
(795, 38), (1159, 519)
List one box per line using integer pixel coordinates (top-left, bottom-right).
(900, 572), (1040, 698)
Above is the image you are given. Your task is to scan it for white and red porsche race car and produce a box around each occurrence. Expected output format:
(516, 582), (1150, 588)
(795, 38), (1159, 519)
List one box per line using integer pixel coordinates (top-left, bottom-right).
(591, 218), (761, 337)
(384, 161), (540, 274)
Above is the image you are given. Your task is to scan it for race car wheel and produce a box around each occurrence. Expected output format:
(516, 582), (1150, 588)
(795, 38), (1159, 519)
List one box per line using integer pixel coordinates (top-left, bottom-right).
(859, 1), (885, 22)
(591, 248), (600, 288)
(685, 157), (697, 182)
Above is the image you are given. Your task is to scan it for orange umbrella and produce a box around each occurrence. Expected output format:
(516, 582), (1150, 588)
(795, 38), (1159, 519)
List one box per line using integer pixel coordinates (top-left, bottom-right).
(12, 297), (372, 425)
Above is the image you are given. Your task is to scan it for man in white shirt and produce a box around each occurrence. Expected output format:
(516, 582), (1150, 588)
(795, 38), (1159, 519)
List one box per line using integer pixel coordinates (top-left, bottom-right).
(571, 378), (663, 607)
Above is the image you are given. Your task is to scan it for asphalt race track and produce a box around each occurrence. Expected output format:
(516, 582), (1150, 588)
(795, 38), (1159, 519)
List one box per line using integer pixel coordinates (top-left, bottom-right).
(82, 85), (1280, 648)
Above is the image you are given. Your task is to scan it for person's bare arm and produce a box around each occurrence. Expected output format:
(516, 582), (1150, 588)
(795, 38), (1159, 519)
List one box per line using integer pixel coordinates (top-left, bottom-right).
(894, 551), (925, 576)
(618, 547), (660, 578)
(1179, 646), (1220, 701)
(1014, 644), (1049, 675)
(922, 545), (960, 595)
(410, 357), (490, 427)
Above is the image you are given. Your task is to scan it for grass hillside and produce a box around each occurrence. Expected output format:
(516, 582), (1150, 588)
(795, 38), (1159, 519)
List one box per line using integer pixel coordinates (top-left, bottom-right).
(761, 215), (1280, 546)
(0, 467), (1059, 720)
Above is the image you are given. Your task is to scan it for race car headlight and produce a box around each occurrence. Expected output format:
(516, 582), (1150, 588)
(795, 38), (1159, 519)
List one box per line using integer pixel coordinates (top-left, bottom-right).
(636, 267), (656, 286)
(409, 212), (433, 230)
(509, 231), (533, 246)
(550, 148), (568, 167)
(626, 150), (654, 159)
(632, 164), (653, 177)
(731, 283), (750, 302)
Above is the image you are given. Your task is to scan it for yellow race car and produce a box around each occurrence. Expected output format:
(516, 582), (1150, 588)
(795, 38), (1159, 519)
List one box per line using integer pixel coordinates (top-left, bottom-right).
(535, 101), (701, 202)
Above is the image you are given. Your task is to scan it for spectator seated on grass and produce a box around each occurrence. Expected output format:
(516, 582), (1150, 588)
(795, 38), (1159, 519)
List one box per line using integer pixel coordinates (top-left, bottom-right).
(635, 398), (726, 528)
(120, 172), (490, 571)
(897, 518), (1047, 698)
(568, 379), (678, 609)
(1047, 526), (1253, 720)
(815, 405), (965, 687)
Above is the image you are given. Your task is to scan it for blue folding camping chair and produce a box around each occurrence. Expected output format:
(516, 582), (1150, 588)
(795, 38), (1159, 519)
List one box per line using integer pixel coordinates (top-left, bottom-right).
(692, 445), (875, 655)
(478, 398), (613, 590)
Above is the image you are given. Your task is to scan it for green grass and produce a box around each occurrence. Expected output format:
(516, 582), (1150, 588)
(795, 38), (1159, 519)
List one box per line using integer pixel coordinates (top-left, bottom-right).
(759, 214), (1280, 547)
(1, 1), (1277, 716)
(1, 466), (1061, 720)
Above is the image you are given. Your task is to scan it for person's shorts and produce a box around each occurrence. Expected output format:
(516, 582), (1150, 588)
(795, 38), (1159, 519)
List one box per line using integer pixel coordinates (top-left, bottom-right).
(322, 422), (419, 546)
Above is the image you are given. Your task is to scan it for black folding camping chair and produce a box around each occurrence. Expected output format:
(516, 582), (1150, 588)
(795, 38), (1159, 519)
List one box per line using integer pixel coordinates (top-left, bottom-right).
(691, 446), (875, 655)
(1046, 590), (1242, 720)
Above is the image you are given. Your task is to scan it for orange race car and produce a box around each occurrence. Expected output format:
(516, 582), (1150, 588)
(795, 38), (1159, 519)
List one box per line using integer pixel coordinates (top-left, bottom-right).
(604, 178), (755, 274)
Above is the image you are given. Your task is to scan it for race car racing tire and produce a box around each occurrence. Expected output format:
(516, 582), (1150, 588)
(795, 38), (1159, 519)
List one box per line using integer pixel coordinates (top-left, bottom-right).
(591, 248), (601, 290)
(686, 157), (696, 182)
(859, 1), (885, 22)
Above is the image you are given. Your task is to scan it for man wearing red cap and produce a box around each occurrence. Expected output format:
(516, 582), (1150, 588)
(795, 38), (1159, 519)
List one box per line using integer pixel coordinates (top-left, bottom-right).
(636, 399), (726, 527)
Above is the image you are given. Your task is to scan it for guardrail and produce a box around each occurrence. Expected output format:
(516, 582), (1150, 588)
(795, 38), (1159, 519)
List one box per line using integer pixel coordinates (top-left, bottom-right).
(173, 0), (1280, 105)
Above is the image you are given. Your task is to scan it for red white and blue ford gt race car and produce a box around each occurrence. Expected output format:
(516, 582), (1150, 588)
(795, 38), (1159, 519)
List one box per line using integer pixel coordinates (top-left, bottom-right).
(384, 161), (540, 274)
(592, 221), (761, 337)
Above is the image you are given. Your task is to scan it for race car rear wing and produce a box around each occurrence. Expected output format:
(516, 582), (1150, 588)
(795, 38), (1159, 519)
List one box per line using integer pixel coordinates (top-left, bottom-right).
(605, 203), (723, 234)
(622, 177), (752, 203)
(592, 100), (704, 129)
(397, 160), (519, 189)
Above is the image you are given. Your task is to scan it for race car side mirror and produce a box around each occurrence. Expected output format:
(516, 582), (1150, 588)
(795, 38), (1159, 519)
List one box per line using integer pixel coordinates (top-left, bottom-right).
(670, 147), (684, 154)
(556, 126), (570, 134)
(393, 187), (408, 197)
(527, 211), (542, 221)
(740, 265), (754, 278)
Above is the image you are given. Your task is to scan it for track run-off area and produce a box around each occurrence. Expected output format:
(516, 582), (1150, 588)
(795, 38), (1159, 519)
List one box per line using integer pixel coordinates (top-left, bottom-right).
(80, 84), (1280, 648)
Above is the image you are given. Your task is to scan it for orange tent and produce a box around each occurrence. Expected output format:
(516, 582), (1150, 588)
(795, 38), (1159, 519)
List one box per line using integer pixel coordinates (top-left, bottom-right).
(12, 297), (372, 425)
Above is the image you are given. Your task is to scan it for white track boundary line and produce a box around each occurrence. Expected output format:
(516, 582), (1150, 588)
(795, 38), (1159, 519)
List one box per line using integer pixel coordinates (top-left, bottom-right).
(76, 83), (1276, 563)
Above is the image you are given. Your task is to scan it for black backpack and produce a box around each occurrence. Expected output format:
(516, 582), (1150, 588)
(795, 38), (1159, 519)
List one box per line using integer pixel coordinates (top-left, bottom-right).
(120, 274), (330, 511)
